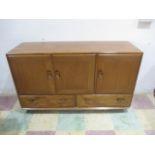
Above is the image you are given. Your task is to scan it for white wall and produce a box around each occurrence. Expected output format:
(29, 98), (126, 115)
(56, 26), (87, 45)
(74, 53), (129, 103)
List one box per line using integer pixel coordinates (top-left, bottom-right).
(0, 19), (155, 94)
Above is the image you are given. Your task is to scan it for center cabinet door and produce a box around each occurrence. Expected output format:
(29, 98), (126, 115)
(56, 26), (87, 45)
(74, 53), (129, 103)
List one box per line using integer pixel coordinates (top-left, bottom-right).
(95, 54), (141, 94)
(8, 54), (55, 94)
(52, 54), (95, 94)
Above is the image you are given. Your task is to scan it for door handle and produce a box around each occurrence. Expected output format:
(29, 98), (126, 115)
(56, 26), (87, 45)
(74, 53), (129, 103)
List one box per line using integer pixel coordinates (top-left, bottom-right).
(47, 70), (54, 80)
(97, 70), (104, 79)
(55, 70), (61, 80)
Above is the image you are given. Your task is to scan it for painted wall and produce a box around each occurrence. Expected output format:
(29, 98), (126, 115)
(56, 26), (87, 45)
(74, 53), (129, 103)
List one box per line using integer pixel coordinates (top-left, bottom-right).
(0, 19), (155, 94)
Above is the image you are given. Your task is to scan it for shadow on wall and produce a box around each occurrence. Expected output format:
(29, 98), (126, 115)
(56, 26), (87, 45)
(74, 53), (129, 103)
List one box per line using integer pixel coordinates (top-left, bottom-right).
(1, 71), (16, 95)
(137, 64), (155, 93)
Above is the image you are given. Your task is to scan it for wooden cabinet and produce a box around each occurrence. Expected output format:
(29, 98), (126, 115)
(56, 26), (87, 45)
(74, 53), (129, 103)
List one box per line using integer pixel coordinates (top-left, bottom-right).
(7, 42), (143, 110)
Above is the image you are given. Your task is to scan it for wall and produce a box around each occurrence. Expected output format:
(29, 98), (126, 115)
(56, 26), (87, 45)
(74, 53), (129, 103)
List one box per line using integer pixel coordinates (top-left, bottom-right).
(0, 19), (155, 94)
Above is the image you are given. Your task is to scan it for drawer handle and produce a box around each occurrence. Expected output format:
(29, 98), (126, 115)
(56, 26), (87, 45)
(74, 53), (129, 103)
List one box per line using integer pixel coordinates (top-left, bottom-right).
(29, 98), (36, 102)
(55, 70), (61, 80)
(60, 98), (67, 102)
(97, 70), (104, 79)
(57, 98), (67, 104)
(84, 98), (93, 104)
(117, 97), (125, 102)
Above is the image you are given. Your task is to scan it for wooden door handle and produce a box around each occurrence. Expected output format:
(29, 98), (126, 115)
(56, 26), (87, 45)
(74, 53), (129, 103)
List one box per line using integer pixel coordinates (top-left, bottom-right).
(47, 70), (54, 79)
(55, 70), (61, 80)
(97, 70), (104, 79)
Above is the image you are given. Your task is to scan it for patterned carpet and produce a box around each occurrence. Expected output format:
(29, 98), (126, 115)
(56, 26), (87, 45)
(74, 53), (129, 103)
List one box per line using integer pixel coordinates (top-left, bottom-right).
(0, 93), (155, 135)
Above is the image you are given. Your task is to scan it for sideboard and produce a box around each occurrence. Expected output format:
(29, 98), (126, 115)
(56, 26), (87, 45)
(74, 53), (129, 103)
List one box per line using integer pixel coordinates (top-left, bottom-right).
(7, 42), (143, 110)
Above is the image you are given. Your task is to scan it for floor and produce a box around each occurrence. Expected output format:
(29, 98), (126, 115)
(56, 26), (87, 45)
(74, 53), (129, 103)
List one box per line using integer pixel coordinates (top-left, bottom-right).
(0, 93), (155, 135)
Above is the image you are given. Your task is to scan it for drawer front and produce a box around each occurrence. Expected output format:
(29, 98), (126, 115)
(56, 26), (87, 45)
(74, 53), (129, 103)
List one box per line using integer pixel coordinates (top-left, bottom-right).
(77, 94), (132, 107)
(20, 95), (75, 108)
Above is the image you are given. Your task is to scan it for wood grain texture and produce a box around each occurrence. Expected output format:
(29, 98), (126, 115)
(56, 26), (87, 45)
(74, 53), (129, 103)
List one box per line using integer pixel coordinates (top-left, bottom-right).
(53, 54), (95, 94)
(7, 54), (55, 94)
(8, 41), (142, 55)
(77, 94), (132, 107)
(6, 41), (143, 109)
(20, 95), (76, 108)
(95, 54), (142, 94)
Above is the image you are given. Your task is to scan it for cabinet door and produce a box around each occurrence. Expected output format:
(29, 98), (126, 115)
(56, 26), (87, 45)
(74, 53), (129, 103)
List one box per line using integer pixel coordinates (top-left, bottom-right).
(95, 54), (142, 93)
(53, 54), (95, 94)
(8, 54), (55, 94)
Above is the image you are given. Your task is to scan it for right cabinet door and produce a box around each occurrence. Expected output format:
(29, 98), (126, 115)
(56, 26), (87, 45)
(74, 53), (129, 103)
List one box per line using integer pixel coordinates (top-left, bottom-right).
(95, 54), (142, 94)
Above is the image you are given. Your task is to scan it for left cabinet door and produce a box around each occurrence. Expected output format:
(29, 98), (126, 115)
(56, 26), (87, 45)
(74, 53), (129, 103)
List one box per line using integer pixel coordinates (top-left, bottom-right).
(7, 54), (55, 94)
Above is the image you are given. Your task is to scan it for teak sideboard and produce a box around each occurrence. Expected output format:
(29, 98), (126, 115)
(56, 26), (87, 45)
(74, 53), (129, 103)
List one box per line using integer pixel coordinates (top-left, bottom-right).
(6, 42), (143, 110)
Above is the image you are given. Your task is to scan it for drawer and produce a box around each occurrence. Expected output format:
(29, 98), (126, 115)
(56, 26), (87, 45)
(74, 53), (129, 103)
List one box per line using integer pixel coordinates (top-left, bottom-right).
(19, 95), (76, 108)
(77, 94), (132, 107)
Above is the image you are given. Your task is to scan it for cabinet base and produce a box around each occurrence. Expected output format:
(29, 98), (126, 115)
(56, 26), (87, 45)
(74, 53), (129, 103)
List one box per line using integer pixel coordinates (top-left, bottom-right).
(22, 106), (130, 111)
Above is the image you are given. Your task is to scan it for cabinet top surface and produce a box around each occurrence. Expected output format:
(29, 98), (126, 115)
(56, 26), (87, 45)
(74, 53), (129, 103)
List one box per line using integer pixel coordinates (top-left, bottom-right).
(8, 41), (142, 55)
